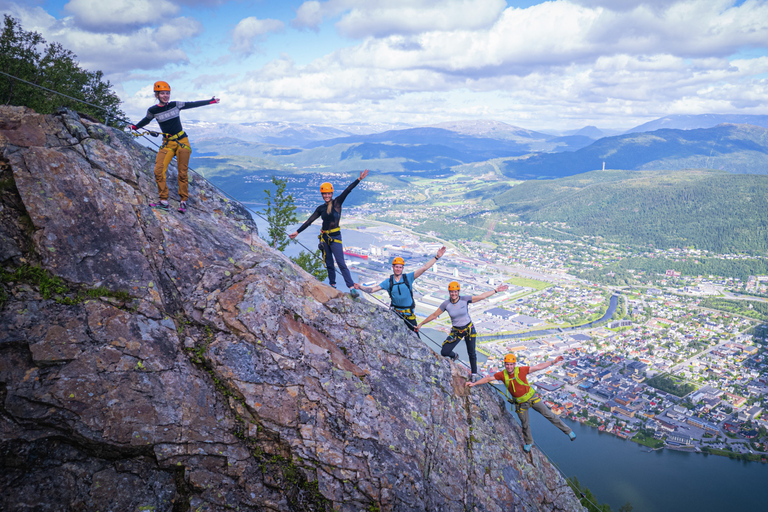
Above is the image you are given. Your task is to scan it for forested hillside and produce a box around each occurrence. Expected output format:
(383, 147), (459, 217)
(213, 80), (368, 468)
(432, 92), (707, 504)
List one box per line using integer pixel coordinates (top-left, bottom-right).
(490, 170), (768, 253)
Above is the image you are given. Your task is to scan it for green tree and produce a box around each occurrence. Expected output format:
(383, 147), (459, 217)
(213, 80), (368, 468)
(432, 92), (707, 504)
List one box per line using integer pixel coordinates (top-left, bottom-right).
(261, 176), (298, 251)
(290, 250), (328, 282)
(0, 15), (124, 124)
(261, 176), (328, 282)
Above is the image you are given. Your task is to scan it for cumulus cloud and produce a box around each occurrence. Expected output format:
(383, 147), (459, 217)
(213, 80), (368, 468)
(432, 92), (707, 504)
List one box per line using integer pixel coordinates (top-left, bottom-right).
(2, 3), (203, 74)
(63, 0), (179, 33)
(6, 0), (768, 130)
(292, 0), (506, 37)
(292, 0), (354, 30)
(230, 16), (284, 54)
(308, 0), (768, 79)
(146, 0), (768, 128)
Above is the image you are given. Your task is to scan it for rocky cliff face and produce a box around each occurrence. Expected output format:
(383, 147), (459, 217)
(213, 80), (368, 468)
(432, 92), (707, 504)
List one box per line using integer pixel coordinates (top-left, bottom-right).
(0, 106), (584, 512)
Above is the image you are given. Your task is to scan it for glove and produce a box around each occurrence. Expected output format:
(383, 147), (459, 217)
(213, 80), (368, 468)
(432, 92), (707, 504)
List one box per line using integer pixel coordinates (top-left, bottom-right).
(210, 97), (220, 104)
(130, 125), (138, 131)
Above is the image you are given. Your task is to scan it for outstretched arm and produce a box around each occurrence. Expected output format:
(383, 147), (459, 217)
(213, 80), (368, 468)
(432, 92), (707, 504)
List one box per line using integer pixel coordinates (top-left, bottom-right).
(413, 246), (446, 279)
(132, 110), (154, 130)
(465, 374), (496, 387)
(336, 169), (369, 205)
(289, 207), (322, 238)
(415, 307), (443, 331)
(355, 283), (382, 293)
(530, 355), (564, 373)
(471, 284), (508, 303)
(179, 97), (220, 110)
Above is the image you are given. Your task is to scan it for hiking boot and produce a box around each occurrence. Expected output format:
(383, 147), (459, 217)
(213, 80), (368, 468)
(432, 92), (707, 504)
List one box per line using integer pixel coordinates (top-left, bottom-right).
(349, 289), (360, 298)
(523, 443), (533, 453)
(150, 201), (169, 212)
(470, 373), (480, 383)
(450, 353), (459, 362)
(569, 431), (576, 441)
(178, 201), (187, 213)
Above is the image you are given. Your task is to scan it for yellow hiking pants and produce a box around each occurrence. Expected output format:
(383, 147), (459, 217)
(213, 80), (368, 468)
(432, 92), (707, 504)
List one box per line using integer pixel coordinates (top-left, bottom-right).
(153, 137), (191, 201)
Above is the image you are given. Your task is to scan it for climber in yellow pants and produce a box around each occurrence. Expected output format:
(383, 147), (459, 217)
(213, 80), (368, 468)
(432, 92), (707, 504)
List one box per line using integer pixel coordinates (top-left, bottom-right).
(154, 136), (191, 207)
(131, 80), (219, 213)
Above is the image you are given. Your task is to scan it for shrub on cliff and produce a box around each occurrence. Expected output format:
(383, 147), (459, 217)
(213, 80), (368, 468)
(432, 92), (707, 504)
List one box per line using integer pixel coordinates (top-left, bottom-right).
(0, 15), (124, 125)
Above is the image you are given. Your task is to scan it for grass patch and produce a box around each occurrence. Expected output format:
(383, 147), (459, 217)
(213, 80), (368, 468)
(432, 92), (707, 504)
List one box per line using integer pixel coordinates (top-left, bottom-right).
(645, 373), (698, 397)
(0, 264), (134, 306)
(505, 275), (552, 291)
(702, 447), (764, 462)
(632, 433), (664, 449)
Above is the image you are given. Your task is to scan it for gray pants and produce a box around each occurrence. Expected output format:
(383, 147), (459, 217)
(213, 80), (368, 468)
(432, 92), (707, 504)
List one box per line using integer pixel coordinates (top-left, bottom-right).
(516, 399), (572, 445)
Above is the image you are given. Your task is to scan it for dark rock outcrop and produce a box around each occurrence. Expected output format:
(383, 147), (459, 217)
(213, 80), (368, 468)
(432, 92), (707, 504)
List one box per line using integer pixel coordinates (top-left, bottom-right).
(0, 106), (584, 511)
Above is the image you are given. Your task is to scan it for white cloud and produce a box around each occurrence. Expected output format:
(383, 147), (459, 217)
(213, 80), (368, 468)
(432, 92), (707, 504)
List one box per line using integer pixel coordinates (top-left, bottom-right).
(6, 0), (768, 130)
(292, 0), (507, 37)
(1, 3), (203, 74)
(570, 0), (683, 11)
(63, 0), (179, 33)
(292, 0), (354, 30)
(305, 0), (768, 79)
(230, 16), (284, 55)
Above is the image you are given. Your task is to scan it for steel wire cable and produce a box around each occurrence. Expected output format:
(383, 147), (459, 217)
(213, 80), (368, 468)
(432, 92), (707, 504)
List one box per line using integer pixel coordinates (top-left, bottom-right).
(3, 71), (604, 510)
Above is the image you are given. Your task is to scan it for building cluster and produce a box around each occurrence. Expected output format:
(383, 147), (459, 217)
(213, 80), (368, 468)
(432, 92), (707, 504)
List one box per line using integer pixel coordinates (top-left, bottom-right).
(335, 214), (768, 459)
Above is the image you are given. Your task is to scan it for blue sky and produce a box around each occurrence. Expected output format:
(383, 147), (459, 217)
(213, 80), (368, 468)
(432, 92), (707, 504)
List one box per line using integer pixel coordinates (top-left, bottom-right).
(3, 0), (768, 132)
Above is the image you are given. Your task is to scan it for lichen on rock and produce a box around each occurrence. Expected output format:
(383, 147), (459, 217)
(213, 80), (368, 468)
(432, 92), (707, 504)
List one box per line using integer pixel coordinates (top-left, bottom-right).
(0, 106), (585, 512)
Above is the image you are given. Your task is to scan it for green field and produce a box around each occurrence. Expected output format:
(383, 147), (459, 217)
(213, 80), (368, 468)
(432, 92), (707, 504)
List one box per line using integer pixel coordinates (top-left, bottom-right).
(505, 276), (552, 291)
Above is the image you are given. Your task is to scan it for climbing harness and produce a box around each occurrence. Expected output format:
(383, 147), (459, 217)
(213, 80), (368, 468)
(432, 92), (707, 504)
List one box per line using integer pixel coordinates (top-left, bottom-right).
(443, 322), (476, 346)
(159, 131), (190, 150)
(163, 130), (187, 142)
(317, 227), (342, 259)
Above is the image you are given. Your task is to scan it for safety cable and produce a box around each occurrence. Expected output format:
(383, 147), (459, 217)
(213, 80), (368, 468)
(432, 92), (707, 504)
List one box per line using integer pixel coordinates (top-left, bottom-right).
(0, 70), (391, 279)
(137, 128), (606, 512)
(482, 367), (603, 511)
(358, 285), (602, 510)
(3, 71), (605, 510)
(0, 70), (121, 121)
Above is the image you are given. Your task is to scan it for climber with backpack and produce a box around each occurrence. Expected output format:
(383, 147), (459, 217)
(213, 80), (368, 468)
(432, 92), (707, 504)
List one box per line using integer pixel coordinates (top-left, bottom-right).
(416, 281), (508, 381)
(289, 170), (369, 297)
(466, 353), (576, 453)
(354, 246), (446, 335)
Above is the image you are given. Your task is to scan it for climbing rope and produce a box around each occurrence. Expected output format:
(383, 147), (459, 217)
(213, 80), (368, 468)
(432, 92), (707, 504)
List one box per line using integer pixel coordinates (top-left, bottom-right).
(1, 71), (608, 511)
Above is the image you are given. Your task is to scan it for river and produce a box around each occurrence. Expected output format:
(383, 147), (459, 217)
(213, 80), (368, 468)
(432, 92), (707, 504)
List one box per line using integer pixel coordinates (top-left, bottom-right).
(248, 213), (768, 511)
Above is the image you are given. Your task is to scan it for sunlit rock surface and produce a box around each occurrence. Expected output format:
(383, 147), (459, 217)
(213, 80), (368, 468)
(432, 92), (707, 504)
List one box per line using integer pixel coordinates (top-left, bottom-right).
(0, 106), (584, 512)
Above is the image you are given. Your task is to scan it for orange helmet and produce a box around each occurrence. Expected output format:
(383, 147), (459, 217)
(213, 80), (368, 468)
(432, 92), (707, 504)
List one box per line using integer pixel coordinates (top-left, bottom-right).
(154, 81), (171, 92)
(392, 257), (405, 266)
(504, 353), (517, 364)
(320, 182), (333, 193)
(448, 281), (460, 291)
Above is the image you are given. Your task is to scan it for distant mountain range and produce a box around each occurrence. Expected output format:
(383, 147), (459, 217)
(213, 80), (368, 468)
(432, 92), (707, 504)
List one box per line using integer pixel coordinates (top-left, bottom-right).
(625, 114), (768, 134)
(183, 120), (410, 146)
(184, 114), (768, 179)
(498, 124), (768, 179)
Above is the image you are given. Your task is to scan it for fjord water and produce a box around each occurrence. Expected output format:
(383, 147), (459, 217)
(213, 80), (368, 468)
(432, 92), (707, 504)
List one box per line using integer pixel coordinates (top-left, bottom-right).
(528, 414), (768, 512)
(249, 214), (768, 511)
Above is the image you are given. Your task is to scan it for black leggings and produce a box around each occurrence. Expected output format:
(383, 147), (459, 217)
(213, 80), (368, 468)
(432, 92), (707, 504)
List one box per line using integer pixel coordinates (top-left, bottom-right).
(441, 322), (477, 373)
